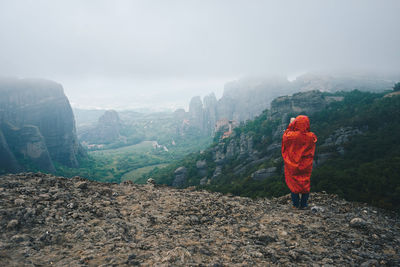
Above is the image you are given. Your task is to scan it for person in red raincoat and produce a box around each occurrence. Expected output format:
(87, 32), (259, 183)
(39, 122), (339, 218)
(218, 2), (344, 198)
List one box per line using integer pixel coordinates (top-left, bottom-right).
(281, 115), (317, 209)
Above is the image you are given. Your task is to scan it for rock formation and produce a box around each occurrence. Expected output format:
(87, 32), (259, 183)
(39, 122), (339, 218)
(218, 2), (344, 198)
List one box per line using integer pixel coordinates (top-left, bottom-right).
(202, 93), (218, 134)
(188, 96), (205, 132)
(266, 90), (344, 154)
(251, 167), (277, 181)
(172, 90), (346, 187)
(269, 90), (341, 122)
(79, 110), (122, 144)
(218, 76), (293, 122)
(0, 128), (20, 173)
(1, 173), (399, 266)
(177, 73), (396, 137)
(179, 77), (293, 135)
(196, 160), (207, 177)
(1, 122), (55, 173)
(173, 166), (187, 187)
(0, 77), (84, 173)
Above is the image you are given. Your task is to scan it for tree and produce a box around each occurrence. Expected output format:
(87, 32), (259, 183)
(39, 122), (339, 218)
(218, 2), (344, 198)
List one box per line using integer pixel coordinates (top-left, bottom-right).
(394, 82), (400, 92)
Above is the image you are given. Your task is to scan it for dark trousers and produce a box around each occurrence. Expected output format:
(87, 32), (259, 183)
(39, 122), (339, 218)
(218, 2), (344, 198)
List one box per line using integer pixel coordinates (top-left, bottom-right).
(291, 193), (309, 208)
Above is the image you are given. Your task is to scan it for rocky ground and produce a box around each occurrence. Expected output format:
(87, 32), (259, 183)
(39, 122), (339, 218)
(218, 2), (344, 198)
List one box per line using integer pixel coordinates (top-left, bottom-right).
(0, 173), (399, 266)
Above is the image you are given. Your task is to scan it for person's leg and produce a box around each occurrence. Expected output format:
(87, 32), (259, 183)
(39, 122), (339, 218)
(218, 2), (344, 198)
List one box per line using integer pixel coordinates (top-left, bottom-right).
(291, 193), (299, 208)
(300, 193), (309, 208)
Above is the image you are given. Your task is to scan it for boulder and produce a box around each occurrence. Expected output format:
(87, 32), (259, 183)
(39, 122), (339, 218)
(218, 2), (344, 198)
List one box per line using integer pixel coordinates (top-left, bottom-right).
(350, 218), (367, 228)
(147, 178), (156, 185)
(173, 167), (187, 187)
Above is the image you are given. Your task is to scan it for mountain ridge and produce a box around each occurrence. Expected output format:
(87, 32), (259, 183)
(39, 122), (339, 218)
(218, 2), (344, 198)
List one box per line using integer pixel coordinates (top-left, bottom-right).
(144, 89), (400, 210)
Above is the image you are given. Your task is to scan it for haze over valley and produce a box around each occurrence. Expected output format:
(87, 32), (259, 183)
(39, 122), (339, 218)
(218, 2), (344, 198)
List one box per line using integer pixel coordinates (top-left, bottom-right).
(1, 1), (400, 265)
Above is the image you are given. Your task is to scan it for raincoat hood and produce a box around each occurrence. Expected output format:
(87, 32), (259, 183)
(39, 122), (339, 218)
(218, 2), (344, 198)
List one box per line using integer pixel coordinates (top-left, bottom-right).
(292, 115), (310, 133)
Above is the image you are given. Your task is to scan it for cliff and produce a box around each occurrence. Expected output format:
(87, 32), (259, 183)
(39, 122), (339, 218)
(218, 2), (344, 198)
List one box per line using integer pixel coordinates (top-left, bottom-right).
(269, 90), (343, 122)
(182, 77), (293, 135)
(0, 77), (84, 173)
(171, 90), (339, 187)
(1, 173), (399, 266)
(78, 110), (123, 145)
(178, 73), (398, 136)
(1, 122), (55, 173)
(147, 90), (400, 210)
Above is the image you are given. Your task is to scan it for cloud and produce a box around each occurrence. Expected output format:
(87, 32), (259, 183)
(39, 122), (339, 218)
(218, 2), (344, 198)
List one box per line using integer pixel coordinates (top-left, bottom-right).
(0, 0), (399, 109)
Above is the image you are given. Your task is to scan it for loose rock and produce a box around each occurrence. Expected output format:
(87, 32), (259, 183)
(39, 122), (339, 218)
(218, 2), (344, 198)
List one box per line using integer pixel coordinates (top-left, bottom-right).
(0, 173), (399, 266)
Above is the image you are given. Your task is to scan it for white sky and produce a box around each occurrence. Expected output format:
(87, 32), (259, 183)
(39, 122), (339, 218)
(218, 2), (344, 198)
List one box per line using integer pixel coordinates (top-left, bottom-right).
(1, 0), (399, 110)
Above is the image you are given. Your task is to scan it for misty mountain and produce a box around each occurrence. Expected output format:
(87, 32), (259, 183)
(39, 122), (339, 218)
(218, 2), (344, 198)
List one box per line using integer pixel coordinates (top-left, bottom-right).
(145, 89), (400, 210)
(179, 73), (397, 135)
(78, 110), (123, 146)
(0, 77), (85, 174)
(72, 72), (398, 151)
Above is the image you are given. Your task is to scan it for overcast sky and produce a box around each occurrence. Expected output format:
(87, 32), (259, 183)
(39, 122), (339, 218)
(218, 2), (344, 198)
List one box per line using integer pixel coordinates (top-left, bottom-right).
(0, 0), (399, 110)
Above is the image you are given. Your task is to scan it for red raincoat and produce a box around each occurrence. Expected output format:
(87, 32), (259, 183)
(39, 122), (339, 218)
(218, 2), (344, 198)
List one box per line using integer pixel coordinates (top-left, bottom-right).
(281, 115), (317, 194)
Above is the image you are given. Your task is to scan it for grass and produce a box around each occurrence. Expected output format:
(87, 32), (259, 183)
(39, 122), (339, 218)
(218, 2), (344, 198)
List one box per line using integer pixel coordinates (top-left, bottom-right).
(57, 136), (212, 184)
(121, 163), (169, 183)
(89, 141), (155, 156)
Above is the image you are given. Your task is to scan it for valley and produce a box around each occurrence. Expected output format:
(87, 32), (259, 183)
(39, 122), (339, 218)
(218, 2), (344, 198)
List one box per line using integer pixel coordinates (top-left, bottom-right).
(1, 75), (400, 211)
(2, 2), (400, 266)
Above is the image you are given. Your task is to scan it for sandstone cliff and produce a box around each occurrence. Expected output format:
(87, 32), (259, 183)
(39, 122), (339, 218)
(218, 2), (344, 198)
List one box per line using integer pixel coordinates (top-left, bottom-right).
(0, 173), (399, 266)
(0, 77), (84, 173)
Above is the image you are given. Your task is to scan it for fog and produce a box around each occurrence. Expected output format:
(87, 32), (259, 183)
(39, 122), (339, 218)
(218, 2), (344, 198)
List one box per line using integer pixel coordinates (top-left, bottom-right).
(0, 0), (399, 110)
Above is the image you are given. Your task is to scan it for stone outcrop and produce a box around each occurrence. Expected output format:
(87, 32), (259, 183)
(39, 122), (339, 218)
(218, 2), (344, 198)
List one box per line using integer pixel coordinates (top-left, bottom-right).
(251, 167), (277, 181)
(269, 90), (335, 122)
(173, 166), (187, 187)
(79, 110), (122, 144)
(1, 123), (55, 173)
(176, 73), (396, 136)
(217, 76), (293, 122)
(202, 93), (218, 134)
(188, 96), (204, 131)
(196, 160), (207, 177)
(183, 90), (346, 187)
(0, 77), (84, 172)
(321, 127), (363, 148)
(180, 77), (293, 135)
(266, 90), (345, 162)
(0, 173), (399, 266)
(0, 128), (20, 173)
(315, 126), (364, 166)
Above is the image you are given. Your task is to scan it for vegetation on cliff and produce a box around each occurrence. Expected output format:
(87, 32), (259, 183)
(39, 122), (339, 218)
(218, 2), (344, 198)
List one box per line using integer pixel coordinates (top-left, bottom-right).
(145, 90), (400, 210)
